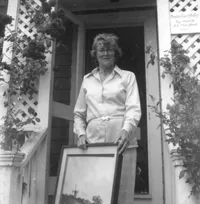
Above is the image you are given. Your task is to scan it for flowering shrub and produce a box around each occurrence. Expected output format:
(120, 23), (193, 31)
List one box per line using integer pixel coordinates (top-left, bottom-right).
(0, 0), (68, 150)
(147, 41), (200, 195)
(0, 13), (12, 37)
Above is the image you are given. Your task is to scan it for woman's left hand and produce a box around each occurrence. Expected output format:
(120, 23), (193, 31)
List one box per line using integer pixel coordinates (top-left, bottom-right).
(116, 129), (130, 155)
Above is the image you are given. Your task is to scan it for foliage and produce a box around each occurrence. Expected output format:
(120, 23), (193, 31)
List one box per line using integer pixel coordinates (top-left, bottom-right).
(0, 0), (68, 151)
(92, 195), (103, 204)
(147, 41), (200, 195)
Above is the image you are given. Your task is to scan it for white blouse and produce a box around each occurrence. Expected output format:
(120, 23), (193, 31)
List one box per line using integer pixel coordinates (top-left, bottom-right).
(73, 66), (141, 142)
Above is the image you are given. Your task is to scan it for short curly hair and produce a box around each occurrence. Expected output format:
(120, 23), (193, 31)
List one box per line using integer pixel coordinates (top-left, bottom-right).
(90, 33), (122, 64)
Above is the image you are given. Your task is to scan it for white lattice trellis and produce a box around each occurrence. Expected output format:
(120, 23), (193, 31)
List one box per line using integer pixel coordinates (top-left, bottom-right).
(170, 0), (200, 73)
(12, 0), (42, 123)
(170, 0), (198, 12)
(18, 0), (40, 39)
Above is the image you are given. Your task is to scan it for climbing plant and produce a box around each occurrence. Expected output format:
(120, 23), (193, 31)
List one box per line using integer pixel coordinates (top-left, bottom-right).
(0, 0), (68, 151)
(147, 41), (200, 196)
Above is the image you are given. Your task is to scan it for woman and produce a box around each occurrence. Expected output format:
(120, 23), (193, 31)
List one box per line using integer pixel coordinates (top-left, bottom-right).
(74, 33), (141, 154)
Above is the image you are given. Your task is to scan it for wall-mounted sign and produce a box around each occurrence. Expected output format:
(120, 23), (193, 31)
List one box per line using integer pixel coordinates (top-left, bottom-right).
(170, 12), (200, 34)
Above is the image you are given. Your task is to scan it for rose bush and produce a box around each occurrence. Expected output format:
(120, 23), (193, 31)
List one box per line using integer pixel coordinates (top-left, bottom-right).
(147, 41), (200, 195)
(0, 0), (68, 151)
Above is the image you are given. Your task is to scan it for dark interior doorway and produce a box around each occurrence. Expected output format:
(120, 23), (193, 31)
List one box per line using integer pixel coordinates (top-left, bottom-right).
(85, 26), (149, 194)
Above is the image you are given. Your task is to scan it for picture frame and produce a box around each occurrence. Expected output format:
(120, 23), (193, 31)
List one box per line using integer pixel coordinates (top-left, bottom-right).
(54, 143), (123, 204)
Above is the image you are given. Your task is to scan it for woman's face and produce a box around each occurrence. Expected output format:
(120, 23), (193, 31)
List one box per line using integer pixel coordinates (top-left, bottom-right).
(96, 41), (115, 68)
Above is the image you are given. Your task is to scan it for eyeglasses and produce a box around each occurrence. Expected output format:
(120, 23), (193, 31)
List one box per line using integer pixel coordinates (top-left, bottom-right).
(97, 48), (115, 55)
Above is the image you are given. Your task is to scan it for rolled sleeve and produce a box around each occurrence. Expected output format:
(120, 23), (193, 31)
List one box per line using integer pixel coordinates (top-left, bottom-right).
(122, 72), (141, 136)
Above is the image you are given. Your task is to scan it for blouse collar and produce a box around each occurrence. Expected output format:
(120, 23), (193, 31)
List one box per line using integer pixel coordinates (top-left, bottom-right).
(86, 65), (123, 78)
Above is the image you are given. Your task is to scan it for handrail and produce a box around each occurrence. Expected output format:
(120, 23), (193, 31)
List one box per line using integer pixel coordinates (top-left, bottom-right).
(20, 127), (48, 169)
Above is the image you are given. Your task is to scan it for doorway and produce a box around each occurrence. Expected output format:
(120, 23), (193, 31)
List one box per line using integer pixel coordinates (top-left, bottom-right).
(85, 26), (149, 194)
(48, 9), (164, 204)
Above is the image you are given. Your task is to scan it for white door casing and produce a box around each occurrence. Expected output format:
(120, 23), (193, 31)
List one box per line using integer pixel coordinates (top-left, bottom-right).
(81, 10), (163, 203)
(48, 9), (86, 197)
(51, 9), (85, 145)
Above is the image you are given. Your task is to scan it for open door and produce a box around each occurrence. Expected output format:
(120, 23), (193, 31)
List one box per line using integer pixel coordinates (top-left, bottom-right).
(47, 8), (85, 203)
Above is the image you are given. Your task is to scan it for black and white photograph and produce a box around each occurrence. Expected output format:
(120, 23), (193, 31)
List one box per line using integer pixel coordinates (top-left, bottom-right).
(0, 0), (199, 204)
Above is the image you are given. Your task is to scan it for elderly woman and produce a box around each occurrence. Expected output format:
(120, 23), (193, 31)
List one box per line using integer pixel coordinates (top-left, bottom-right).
(74, 33), (141, 154)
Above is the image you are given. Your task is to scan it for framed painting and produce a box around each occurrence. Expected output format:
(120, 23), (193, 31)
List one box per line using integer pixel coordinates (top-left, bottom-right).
(54, 143), (123, 204)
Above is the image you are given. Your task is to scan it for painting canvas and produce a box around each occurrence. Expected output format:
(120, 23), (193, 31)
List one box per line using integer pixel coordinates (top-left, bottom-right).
(54, 144), (122, 204)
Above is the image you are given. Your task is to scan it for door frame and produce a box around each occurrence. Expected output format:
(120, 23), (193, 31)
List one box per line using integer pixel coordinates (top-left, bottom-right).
(51, 9), (85, 145)
(80, 10), (164, 203)
(48, 8), (164, 204)
(47, 9), (86, 199)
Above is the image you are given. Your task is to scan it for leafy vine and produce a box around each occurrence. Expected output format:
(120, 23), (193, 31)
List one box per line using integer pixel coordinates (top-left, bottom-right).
(147, 41), (200, 195)
(0, 0), (68, 151)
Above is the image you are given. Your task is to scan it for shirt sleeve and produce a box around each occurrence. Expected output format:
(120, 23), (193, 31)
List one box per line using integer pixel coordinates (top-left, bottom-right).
(122, 72), (141, 136)
(73, 80), (87, 138)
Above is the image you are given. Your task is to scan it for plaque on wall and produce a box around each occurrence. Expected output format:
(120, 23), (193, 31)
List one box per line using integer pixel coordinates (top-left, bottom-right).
(170, 11), (200, 34)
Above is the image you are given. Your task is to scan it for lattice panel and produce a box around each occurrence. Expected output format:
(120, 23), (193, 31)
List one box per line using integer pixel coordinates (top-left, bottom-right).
(170, 0), (198, 12)
(170, 0), (200, 75)
(12, 0), (42, 122)
(18, 0), (40, 39)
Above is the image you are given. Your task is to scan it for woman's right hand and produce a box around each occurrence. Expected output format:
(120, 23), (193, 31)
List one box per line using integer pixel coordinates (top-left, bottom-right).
(77, 134), (90, 149)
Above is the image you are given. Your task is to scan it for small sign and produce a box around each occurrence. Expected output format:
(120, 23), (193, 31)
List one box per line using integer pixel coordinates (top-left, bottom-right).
(170, 12), (200, 34)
